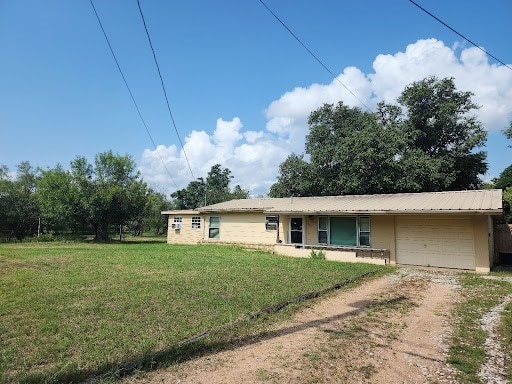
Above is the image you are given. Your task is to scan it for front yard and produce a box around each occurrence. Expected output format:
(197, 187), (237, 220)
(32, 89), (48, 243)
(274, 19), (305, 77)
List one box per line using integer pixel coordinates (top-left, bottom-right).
(0, 241), (387, 383)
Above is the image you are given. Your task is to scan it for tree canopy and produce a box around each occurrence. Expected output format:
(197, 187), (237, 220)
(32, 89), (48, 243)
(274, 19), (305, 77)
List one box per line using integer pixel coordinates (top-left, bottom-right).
(1, 151), (173, 241)
(270, 77), (488, 197)
(42, 151), (149, 242)
(171, 164), (249, 209)
(0, 162), (40, 240)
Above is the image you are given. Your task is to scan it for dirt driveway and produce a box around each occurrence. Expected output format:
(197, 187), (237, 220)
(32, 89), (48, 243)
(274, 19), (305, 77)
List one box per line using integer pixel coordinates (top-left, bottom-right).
(125, 268), (460, 384)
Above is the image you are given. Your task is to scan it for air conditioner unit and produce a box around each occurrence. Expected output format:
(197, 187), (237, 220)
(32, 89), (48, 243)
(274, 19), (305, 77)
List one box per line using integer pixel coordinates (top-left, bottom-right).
(171, 223), (182, 230)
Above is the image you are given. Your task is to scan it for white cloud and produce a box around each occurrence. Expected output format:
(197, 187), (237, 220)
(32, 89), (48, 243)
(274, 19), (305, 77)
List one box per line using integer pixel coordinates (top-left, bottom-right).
(139, 118), (289, 196)
(140, 38), (512, 196)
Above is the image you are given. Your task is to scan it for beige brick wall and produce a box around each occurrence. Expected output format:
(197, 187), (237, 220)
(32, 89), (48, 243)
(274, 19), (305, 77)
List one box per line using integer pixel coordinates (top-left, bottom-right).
(203, 212), (283, 245)
(167, 214), (204, 244)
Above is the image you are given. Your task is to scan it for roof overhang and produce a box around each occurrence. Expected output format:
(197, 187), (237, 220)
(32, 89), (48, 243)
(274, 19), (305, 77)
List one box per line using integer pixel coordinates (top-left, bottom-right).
(266, 209), (503, 215)
(161, 210), (200, 215)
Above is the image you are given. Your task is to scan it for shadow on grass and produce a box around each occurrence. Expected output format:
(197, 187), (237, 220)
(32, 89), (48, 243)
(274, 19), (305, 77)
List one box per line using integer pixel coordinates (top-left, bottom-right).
(109, 239), (167, 245)
(22, 274), (402, 384)
(491, 264), (512, 275)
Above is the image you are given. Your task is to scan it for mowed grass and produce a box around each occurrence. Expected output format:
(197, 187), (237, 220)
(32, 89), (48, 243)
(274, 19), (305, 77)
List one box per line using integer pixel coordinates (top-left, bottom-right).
(0, 241), (388, 383)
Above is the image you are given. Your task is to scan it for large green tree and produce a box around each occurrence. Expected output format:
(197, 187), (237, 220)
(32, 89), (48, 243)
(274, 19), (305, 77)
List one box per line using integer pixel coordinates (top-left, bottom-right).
(270, 77), (488, 197)
(128, 189), (171, 236)
(37, 151), (148, 241)
(397, 76), (487, 190)
(171, 164), (249, 209)
(36, 164), (74, 232)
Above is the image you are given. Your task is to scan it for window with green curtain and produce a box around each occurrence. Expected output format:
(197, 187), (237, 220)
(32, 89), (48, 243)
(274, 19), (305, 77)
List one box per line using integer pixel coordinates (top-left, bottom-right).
(329, 217), (357, 246)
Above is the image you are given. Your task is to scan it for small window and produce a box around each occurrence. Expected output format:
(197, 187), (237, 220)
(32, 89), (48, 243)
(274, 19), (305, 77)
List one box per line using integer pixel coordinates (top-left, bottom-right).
(192, 216), (201, 229)
(173, 216), (182, 223)
(209, 216), (220, 239)
(358, 216), (370, 246)
(265, 216), (278, 231)
(318, 216), (328, 244)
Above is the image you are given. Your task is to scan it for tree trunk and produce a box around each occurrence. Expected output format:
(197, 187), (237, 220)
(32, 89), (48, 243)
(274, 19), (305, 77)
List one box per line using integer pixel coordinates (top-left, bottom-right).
(93, 224), (109, 242)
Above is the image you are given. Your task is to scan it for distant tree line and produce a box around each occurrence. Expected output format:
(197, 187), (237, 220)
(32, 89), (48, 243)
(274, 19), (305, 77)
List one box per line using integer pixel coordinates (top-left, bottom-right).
(0, 151), (247, 241)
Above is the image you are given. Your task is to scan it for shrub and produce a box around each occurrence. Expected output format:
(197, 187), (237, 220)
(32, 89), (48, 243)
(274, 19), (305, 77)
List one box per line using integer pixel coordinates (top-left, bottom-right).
(309, 249), (326, 260)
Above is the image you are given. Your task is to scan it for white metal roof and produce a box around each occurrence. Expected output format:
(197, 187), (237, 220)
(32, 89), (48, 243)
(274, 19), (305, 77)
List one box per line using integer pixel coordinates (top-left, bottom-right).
(196, 189), (503, 215)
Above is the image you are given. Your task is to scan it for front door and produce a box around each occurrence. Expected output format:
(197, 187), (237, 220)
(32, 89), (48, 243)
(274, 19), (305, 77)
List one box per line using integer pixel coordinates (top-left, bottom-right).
(290, 217), (303, 244)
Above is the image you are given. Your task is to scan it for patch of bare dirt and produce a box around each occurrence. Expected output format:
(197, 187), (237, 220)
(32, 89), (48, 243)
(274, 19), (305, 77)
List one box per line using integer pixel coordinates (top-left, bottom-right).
(123, 268), (459, 384)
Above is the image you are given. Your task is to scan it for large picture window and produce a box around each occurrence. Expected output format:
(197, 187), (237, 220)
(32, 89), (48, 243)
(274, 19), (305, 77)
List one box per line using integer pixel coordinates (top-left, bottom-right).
(318, 216), (370, 247)
(209, 216), (220, 239)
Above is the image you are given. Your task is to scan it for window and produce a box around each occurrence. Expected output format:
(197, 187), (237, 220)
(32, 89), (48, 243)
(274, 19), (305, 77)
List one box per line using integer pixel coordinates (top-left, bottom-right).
(265, 216), (278, 231)
(209, 216), (220, 239)
(192, 216), (201, 229)
(326, 216), (370, 247)
(172, 216), (183, 230)
(330, 217), (357, 246)
(318, 216), (328, 244)
(358, 216), (370, 246)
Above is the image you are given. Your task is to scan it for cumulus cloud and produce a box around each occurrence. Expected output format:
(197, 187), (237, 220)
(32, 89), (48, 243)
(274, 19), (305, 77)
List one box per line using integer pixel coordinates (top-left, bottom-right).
(140, 38), (512, 196)
(139, 118), (290, 196)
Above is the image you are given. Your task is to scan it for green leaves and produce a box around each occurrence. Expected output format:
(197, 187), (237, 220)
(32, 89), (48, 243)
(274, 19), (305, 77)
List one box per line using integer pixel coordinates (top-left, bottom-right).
(171, 164), (249, 208)
(270, 76), (488, 196)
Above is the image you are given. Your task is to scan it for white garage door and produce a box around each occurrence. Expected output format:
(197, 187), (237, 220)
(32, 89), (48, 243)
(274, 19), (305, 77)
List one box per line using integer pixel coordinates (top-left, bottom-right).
(396, 217), (475, 270)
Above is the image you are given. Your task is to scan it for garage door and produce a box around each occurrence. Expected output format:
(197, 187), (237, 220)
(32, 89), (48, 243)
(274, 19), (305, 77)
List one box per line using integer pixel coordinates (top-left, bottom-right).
(396, 217), (475, 270)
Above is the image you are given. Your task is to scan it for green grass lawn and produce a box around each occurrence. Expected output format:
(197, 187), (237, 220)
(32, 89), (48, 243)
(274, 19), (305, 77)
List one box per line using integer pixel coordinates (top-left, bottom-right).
(0, 241), (388, 383)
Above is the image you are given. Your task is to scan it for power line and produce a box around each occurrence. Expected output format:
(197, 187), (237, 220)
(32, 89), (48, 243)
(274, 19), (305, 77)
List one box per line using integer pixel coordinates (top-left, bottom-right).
(136, 0), (196, 180)
(258, 0), (372, 112)
(89, 0), (179, 189)
(409, 0), (512, 72)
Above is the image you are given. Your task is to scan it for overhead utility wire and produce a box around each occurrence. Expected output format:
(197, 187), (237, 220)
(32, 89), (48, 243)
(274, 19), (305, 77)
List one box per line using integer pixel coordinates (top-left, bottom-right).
(89, 0), (179, 189)
(136, 0), (196, 180)
(409, 0), (512, 72)
(258, 0), (372, 112)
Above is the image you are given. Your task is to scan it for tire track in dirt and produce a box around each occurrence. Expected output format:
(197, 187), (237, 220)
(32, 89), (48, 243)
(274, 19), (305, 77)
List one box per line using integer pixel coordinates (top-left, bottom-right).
(124, 269), (458, 384)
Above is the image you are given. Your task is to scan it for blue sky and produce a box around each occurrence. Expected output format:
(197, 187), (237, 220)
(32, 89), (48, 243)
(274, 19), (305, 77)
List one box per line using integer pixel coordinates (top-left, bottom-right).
(1, 0), (511, 195)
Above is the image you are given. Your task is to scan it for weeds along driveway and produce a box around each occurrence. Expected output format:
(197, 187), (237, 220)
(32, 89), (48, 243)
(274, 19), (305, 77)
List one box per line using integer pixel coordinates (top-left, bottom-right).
(125, 268), (464, 384)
